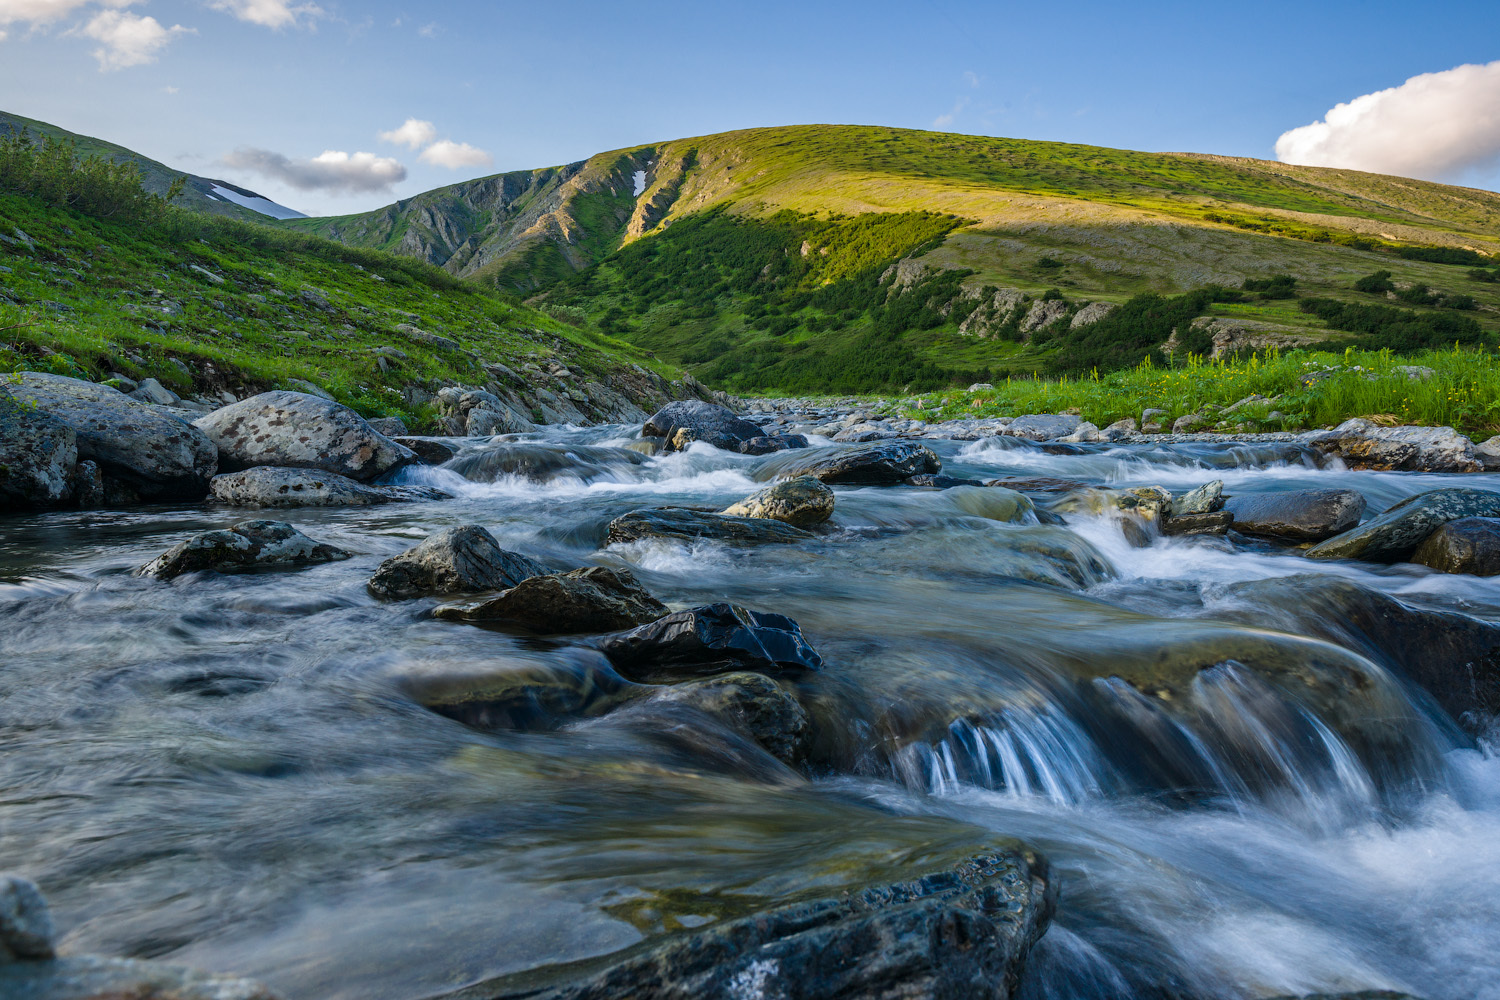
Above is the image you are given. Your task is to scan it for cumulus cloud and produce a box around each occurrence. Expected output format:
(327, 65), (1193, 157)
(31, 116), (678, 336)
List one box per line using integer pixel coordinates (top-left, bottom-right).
(418, 139), (493, 169)
(0, 0), (132, 29)
(221, 147), (407, 194)
(1276, 61), (1500, 182)
(378, 117), (436, 149)
(933, 97), (968, 129)
(79, 8), (191, 70)
(207, 0), (322, 29)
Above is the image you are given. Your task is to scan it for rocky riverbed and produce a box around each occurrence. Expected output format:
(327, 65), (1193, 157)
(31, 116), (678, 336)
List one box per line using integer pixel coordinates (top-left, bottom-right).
(3, 379), (1499, 1000)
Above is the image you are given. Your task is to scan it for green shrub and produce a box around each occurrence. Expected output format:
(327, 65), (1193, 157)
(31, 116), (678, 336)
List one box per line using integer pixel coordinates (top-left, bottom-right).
(1298, 297), (1485, 350)
(1354, 270), (1395, 294)
(1394, 246), (1492, 266)
(0, 130), (182, 224)
(1242, 274), (1297, 299)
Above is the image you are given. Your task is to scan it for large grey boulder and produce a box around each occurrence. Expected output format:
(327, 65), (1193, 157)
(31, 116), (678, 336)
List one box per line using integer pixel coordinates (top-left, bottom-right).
(1224, 489), (1366, 542)
(368, 525), (546, 599)
(1413, 518), (1500, 576)
(721, 476), (835, 528)
(6, 373), (217, 498)
(433, 566), (669, 633)
(1475, 434), (1500, 471)
(1303, 418), (1480, 473)
(643, 400), (761, 452)
(1006, 414), (1081, 441)
(780, 441), (941, 485)
(606, 508), (813, 546)
(193, 390), (415, 481)
(210, 466), (449, 507)
(1306, 488), (1500, 563)
(0, 386), (77, 509)
(136, 520), (352, 579)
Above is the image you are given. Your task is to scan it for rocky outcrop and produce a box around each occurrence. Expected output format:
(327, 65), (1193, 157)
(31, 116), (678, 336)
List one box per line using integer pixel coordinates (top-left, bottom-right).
(0, 385), (77, 509)
(606, 508), (813, 546)
(6, 372), (217, 499)
(1069, 301), (1117, 328)
(433, 566), (668, 632)
(1412, 518), (1500, 575)
(643, 400), (762, 453)
(780, 442), (941, 485)
(1306, 488), (1500, 563)
(136, 520), (351, 579)
(721, 476), (835, 528)
(595, 603), (824, 682)
(1303, 418), (1480, 473)
(1224, 489), (1366, 542)
(194, 390), (416, 481)
(209, 466), (449, 507)
(368, 525), (546, 599)
(1020, 299), (1068, 334)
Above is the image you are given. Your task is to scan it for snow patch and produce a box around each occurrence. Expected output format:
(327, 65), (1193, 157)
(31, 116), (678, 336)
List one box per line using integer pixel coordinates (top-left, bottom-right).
(632, 170), (647, 197)
(209, 184), (306, 220)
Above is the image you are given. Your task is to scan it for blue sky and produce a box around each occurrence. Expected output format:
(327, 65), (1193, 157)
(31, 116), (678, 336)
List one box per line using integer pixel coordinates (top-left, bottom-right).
(2, 0), (1498, 216)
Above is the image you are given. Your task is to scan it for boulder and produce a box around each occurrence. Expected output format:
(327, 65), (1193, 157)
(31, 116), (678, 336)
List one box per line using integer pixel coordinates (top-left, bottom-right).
(210, 466), (449, 508)
(6, 373), (217, 499)
(738, 433), (809, 455)
(369, 525), (546, 599)
(945, 485), (1034, 523)
(906, 474), (986, 489)
(1055, 485), (1172, 523)
(595, 603), (824, 681)
(193, 390), (415, 481)
(1303, 418), (1480, 473)
(0, 874), (54, 962)
(433, 566), (669, 632)
(1171, 413), (1207, 434)
(1412, 518), (1500, 575)
(447, 443), (646, 484)
(1101, 417), (1137, 440)
(128, 377), (179, 407)
(474, 845), (1054, 1000)
(780, 441), (941, 485)
(1475, 434), (1500, 471)
(366, 416), (409, 437)
(1224, 489), (1366, 543)
(0, 386), (77, 509)
(650, 672), (812, 765)
(393, 437), (459, 465)
(1006, 414), (1080, 441)
(136, 520), (352, 580)
(1306, 488), (1500, 563)
(606, 508), (813, 546)
(1160, 511), (1233, 536)
(1171, 480), (1225, 516)
(1055, 421), (1101, 443)
(643, 400), (762, 452)
(721, 476), (835, 528)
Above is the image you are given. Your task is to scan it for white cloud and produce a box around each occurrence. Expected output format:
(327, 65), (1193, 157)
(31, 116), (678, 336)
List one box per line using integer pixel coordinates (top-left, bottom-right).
(933, 97), (969, 130)
(79, 8), (191, 70)
(206, 0), (322, 29)
(963, 70), (980, 89)
(417, 21), (437, 37)
(222, 147), (407, 194)
(0, 0), (132, 28)
(378, 117), (436, 149)
(0, 28), (7, 39)
(1276, 61), (1500, 182)
(418, 139), (493, 169)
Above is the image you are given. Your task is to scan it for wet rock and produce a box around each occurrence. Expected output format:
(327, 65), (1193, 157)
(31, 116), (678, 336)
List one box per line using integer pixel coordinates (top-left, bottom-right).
(1224, 489), (1366, 543)
(643, 400), (761, 452)
(393, 436), (459, 465)
(607, 508), (813, 546)
(1055, 485), (1172, 522)
(369, 525), (546, 599)
(595, 603), (824, 681)
(1119, 518), (1152, 548)
(433, 567), (669, 633)
(6, 373), (217, 499)
(1171, 480), (1225, 516)
(906, 474), (986, 489)
(210, 466), (449, 508)
(1475, 434), (1500, 471)
(739, 433), (809, 455)
(475, 844), (1053, 1000)
(408, 652), (638, 732)
(945, 485), (1034, 523)
(194, 390), (415, 481)
(73, 460), (105, 508)
(626, 437), (666, 457)
(136, 520), (352, 580)
(985, 477), (1089, 495)
(0, 874), (55, 961)
(1160, 511), (1233, 536)
(0, 386), (77, 509)
(721, 476), (835, 528)
(1006, 414), (1080, 441)
(1306, 488), (1500, 563)
(780, 441), (941, 485)
(651, 672), (812, 765)
(1303, 418), (1480, 473)
(447, 443), (646, 484)
(366, 416), (409, 437)
(1412, 518), (1500, 575)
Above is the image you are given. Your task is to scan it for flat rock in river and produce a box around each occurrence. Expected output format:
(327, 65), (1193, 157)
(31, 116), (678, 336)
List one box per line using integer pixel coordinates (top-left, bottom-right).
(606, 508), (812, 546)
(779, 441), (941, 485)
(1224, 489), (1366, 542)
(595, 603), (824, 681)
(369, 525), (546, 599)
(1306, 487), (1500, 563)
(433, 566), (668, 633)
(210, 466), (449, 508)
(1412, 518), (1500, 575)
(194, 390), (415, 481)
(136, 520), (351, 579)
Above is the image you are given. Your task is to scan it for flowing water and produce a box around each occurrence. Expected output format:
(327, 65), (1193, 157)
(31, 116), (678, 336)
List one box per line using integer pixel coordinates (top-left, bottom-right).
(2, 424), (1498, 1000)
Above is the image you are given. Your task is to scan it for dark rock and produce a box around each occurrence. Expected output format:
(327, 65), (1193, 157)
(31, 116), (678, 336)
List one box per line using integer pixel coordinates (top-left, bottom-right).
(1303, 418), (1480, 472)
(1160, 511), (1233, 536)
(984, 477), (1089, 494)
(73, 460), (105, 508)
(369, 525), (546, 599)
(721, 476), (835, 528)
(393, 436), (459, 465)
(595, 603), (824, 681)
(651, 672), (812, 765)
(193, 390), (415, 481)
(433, 566), (669, 632)
(906, 474), (985, 488)
(470, 844), (1054, 1000)
(1119, 518), (1152, 547)
(1170, 480), (1224, 516)
(408, 652), (637, 732)
(6, 373), (217, 499)
(136, 520), (352, 579)
(945, 485), (1035, 523)
(781, 441), (941, 485)
(366, 415), (409, 437)
(1224, 489), (1366, 543)
(738, 433), (809, 455)
(447, 443), (646, 484)
(210, 466), (449, 507)
(0, 874), (55, 961)
(606, 508), (813, 546)
(1306, 488), (1500, 563)
(0, 385), (77, 509)
(1413, 518), (1500, 575)
(643, 400), (761, 452)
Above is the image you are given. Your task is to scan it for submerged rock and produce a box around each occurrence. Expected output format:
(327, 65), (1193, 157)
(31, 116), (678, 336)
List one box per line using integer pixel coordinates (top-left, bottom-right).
(394, 436), (459, 465)
(905, 474), (986, 489)
(737, 433), (809, 455)
(644, 400), (762, 452)
(650, 672), (812, 765)
(780, 441), (942, 485)
(1223, 489), (1366, 543)
(1412, 518), (1500, 575)
(606, 508), (813, 546)
(721, 476), (835, 528)
(136, 520), (351, 579)
(194, 390), (415, 481)
(1055, 485), (1172, 522)
(409, 652), (639, 732)
(209, 466), (449, 508)
(0, 386), (77, 509)
(446, 443), (646, 484)
(1160, 511), (1233, 536)
(595, 603), (824, 681)
(433, 566), (669, 633)
(368, 525), (546, 599)
(473, 844), (1054, 1000)
(0, 874), (55, 961)
(945, 485), (1034, 523)
(1306, 488), (1500, 563)
(1303, 418), (1480, 473)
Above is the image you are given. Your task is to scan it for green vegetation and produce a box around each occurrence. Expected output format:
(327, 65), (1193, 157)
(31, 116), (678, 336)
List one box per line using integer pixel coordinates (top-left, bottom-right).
(1, 129), (183, 225)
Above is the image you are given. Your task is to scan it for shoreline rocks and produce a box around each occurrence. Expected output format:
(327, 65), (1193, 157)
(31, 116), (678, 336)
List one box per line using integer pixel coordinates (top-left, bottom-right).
(209, 466), (450, 507)
(136, 520), (351, 579)
(194, 390), (416, 481)
(1306, 488), (1500, 564)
